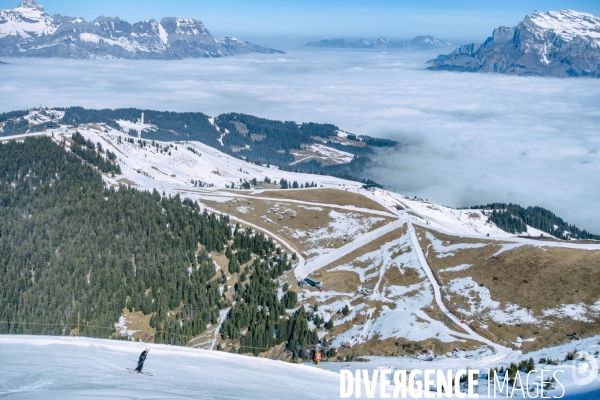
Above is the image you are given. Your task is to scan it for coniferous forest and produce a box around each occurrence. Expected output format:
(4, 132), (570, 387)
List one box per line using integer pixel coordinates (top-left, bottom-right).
(0, 137), (317, 355)
(470, 203), (600, 240)
(220, 252), (320, 359)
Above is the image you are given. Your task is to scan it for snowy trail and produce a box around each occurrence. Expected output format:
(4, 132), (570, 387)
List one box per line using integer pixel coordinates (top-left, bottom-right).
(295, 219), (405, 279)
(209, 308), (229, 350)
(405, 216), (600, 251)
(355, 188), (600, 250)
(426, 224), (600, 251)
(191, 308), (230, 350)
(407, 222), (512, 362)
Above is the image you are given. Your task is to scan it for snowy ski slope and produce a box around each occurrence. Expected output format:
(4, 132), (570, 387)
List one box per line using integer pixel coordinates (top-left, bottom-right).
(0, 335), (340, 399)
(1, 335), (599, 398)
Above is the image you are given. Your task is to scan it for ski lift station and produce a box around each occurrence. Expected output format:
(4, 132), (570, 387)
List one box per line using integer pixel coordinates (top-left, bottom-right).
(302, 277), (323, 289)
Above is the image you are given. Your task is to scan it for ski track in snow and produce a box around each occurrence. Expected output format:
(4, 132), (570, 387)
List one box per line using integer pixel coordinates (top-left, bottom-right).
(408, 223), (512, 360)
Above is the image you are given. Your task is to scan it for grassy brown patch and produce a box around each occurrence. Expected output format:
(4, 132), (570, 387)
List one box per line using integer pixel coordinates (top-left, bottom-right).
(202, 197), (392, 257)
(334, 336), (484, 359)
(417, 226), (600, 350)
(259, 342), (293, 361)
(382, 260), (423, 288)
(117, 178), (137, 186)
(111, 308), (156, 343)
(315, 226), (408, 274)
(248, 188), (391, 213)
(210, 251), (229, 271)
(319, 271), (361, 293)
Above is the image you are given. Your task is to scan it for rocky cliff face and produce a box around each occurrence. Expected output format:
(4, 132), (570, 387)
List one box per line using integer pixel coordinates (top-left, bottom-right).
(0, 0), (283, 59)
(427, 10), (600, 77)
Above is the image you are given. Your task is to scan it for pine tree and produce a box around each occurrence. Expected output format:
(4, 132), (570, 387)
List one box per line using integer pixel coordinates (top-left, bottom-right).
(527, 357), (535, 372)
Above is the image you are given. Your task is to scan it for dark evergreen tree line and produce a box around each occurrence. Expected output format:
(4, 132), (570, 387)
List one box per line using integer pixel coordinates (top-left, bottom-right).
(357, 135), (398, 147)
(70, 132), (121, 175)
(0, 109), (29, 123)
(0, 118), (29, 136)
(3, 107), (397, 184)
(470, 203), (600, 240)
(220, 250), (319, 359)
(62, 107), (220, 146)
(0, 109), (30, 136)
(0, 137), (287, 347)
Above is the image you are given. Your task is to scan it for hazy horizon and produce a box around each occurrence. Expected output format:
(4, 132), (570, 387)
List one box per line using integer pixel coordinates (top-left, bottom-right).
(1, 48), (599, 233)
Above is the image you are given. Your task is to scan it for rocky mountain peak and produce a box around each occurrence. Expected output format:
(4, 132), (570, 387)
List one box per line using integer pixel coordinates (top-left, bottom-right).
(1, 0), (56, 39)
(427, 9), (600, 77)
(527, 9), (600, 43)
(17, 0), (44, 10)
(410, 35), (453, 48)
(0, 1), (283, 58)
(489, 26), (515, 44)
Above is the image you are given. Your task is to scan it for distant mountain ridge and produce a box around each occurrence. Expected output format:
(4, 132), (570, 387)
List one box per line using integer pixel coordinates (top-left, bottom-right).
(428, 10), (600, 77)
(305, 35), (453, 50)
(0, 0), (283, 59)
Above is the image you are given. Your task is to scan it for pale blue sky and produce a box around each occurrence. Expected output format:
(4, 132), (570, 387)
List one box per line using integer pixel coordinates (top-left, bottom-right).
(2, 0), (600, 43)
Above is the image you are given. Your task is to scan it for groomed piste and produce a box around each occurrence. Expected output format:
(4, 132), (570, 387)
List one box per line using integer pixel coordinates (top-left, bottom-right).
(0, 335), (340, 399)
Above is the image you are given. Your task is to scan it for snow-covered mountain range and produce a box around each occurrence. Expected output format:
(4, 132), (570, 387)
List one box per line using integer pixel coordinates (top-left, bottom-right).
(0, 0), (283, 59)
(305, 35), (453, 50)
(428, 10), (600, 77)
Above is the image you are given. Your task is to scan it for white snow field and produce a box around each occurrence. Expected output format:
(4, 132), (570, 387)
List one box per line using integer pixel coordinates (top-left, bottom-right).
(1, 335), (599, 399)
(0, 335), (340, 399)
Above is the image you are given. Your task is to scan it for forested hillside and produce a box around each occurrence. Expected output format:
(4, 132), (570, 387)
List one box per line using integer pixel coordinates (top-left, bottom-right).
(0, 109), (30, 136)
(220, 253), (323, 360)
(57, 107), (397, 182)
(471, 203), (600, 240)
(0, 137), (318, 355)
(215, 113), (337, 165)
(62, 107), (220, 146)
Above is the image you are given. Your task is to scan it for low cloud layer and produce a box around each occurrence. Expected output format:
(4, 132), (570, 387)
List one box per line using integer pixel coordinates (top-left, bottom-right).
(1, 49), (599, 232)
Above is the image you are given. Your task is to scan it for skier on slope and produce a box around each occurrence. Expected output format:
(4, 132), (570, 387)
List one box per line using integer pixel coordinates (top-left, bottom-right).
(135, 348), (150, 373)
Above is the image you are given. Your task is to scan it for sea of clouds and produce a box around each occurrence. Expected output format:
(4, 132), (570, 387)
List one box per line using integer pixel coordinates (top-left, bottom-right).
(1, 49), (599, 232)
